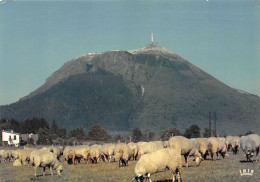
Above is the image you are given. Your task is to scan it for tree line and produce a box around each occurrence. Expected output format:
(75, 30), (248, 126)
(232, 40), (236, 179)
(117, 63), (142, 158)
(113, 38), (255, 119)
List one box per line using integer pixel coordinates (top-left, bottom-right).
(0, 117), (213, 146)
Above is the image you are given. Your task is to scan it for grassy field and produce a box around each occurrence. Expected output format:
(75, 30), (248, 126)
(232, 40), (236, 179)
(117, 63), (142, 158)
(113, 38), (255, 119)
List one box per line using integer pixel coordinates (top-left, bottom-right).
(0, 150), (259, 182)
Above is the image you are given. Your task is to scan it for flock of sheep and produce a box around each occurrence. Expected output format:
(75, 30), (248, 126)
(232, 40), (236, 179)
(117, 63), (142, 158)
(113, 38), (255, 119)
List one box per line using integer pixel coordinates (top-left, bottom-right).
(0, 133), (259, 182)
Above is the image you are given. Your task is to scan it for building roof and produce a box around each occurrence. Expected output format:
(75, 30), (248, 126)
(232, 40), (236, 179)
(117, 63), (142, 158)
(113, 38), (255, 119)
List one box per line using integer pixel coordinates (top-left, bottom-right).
(2, 130), (20, 135)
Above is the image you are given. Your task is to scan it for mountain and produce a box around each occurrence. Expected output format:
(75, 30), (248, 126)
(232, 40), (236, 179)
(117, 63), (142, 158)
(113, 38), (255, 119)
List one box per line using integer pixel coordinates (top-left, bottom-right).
(1, 44), (259, 135)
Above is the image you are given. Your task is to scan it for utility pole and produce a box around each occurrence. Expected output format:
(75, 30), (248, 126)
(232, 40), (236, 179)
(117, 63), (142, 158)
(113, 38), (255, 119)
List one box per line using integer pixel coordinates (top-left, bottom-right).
(214, 111), (217, 137)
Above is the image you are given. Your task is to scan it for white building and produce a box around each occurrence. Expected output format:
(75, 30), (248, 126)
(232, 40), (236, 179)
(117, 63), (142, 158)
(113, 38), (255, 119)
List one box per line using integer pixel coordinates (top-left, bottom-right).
(2, 130), (20, 147)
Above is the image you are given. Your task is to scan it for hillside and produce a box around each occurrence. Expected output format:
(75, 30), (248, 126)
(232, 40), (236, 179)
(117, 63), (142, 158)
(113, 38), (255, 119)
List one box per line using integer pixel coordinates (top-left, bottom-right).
(0, 44), (259, 135)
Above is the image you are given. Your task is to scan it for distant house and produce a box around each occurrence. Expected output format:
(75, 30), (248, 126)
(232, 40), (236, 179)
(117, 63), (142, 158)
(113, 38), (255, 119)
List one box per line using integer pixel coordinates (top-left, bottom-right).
(2, 130), (20, 147)
(20, 133), (39, 145)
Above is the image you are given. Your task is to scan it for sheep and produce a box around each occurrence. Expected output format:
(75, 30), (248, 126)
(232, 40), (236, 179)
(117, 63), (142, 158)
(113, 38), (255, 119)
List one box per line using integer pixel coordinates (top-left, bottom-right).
(225, 136), (233, 151)
(63, 145), (90, 164)
(231, 136), (241, 155)
(30, 150), (63, 177)
(4, 149), (13, 162)
(114, 143), (132, 167)
(134, 148), (182, 182)
(128, 143), (139, 161)
(63, 146), (74, 164)
(169, 136), (201, 167)
(41, 146), (63, 161)
(208, 137), (227, 161)
(138, 142), (163, 156)
(240, 134), (260, 162)
(17, 148), (37, 166)
(100, 143), (115, 162)
(191, 138), (209, 160)
(0, 150), (5, 163)
(89, 145), (102, 163)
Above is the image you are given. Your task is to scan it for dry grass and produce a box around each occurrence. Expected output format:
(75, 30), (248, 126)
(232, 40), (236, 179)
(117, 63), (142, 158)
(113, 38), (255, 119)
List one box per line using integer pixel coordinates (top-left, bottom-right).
(0, 151), (259, 182)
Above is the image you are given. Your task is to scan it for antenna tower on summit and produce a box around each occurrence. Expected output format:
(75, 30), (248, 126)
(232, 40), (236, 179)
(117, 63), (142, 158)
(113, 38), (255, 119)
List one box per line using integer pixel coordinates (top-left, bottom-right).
(151, 33), (154, 44)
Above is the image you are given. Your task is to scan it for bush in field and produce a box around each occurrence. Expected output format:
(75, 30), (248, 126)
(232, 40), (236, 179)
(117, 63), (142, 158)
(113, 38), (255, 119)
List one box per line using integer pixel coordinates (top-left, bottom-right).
(87, 124), (110, 141)
(184, 124), (201, 138)
(160, 127), (182, 141)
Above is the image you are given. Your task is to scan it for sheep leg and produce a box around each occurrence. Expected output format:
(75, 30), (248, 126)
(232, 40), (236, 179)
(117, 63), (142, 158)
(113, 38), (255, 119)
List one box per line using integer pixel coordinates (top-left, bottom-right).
(43, 167), (46, 176)
(50, 166), (53, 176)
(256, 147), (260, 161)
(184, 155), (189, 167)
(34, 166), (38, 177)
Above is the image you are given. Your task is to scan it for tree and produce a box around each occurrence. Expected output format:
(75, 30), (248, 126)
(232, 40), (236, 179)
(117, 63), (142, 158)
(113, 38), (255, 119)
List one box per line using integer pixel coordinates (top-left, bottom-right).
(132, 128), (143, 142)
(87, 124), (109, 141)
(203, 127), (210, 138)
(148, 132), (155, 141)
(184, 124), (201, 139)
(160, 127), (181, 141)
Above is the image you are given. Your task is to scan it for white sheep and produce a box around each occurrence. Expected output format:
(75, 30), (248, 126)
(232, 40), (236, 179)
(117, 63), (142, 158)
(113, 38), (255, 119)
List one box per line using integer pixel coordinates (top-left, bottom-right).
(240, 134), (260, 162)
(134, 148), (182, 182)
(169, 136), (201, 167)
(191, 138), (209, 160)
(17, 148), (37, 166)
(89, 145), (102, 163)
(128, 142), (138, 161)
(30, 149), (63, 177)
(63, 145), (90, 164)
(138, 142), (163, 156)
(208, 137), (227, 161)
(114, 143), (132, 167)
(225, 136), (233, 151)
(231, 136), (241, 155)
(100, 143), (116, 162)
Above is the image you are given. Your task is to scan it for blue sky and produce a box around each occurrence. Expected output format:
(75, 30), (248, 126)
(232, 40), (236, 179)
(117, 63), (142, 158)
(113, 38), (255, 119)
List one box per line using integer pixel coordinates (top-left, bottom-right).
(0, 0), (259, 105)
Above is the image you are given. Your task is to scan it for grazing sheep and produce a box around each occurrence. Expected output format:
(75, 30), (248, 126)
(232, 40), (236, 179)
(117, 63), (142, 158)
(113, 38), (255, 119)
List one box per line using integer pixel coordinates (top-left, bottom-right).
(100, 143), (116, 162)
(4, 150), (13, 162)
(134, 148), (182, 182)
(114, 143), (132, 167)
(63, 145), (90, 164)
(89, 145), (102, 163)
(0, 150), (5, 163)
(225, 136), (233, 151)
(240, 134), (260, 162)
(191, 138), (209, 160)
(30, 150), (63, 177)
(231, 136), (241, 155)
(138, 142), (163, 156)
(17, 148), (36, 166)
(128, 143), (138, 161)
(63, 146), (74, 164)
(208, 137), (227, 161)
(169, 136), (201, 167)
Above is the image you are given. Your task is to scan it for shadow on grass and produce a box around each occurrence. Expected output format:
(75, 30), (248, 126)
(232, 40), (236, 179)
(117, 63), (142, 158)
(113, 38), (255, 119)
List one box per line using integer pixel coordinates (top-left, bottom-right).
(154, 180), (172, 182)
(239, 160), (255, 163)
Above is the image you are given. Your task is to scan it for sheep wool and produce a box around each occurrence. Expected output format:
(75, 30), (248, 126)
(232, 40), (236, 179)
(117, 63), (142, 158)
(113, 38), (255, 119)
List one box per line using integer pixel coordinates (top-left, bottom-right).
(208, 137), (227, 161)
(30, 150), (63, 177)
(169, 136), (201, 167)
(134, 148), (182, 182)
(128, 143), (138, 161)
(114, 143), (132, 167)
(240, 134), (260, 162)
(100, 143), (116, 162)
